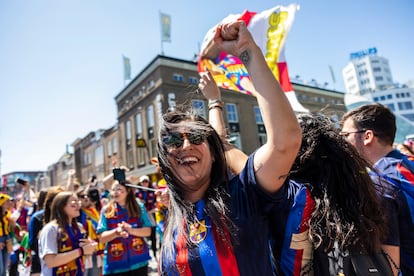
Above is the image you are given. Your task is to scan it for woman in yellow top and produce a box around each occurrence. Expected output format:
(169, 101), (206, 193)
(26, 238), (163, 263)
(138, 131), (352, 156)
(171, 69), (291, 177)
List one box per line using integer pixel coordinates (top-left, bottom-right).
(0, 193), (14, 276)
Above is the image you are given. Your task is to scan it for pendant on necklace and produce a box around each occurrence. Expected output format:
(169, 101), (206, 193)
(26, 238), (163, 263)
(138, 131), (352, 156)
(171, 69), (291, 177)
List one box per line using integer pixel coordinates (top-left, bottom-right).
(189, 219), (207, 244)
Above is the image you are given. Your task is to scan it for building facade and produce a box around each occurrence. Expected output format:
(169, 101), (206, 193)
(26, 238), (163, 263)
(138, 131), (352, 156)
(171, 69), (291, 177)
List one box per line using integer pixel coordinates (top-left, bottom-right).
(342, 47), (414, 124)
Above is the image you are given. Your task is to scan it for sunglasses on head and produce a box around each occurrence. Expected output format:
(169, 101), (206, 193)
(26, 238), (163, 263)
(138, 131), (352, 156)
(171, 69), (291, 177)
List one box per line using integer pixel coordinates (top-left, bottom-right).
(163, 132), (206, 148)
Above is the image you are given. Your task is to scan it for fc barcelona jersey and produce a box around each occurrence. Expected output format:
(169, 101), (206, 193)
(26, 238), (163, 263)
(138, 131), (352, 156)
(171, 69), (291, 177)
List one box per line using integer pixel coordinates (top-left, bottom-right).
(161, 153), (276, 275)
(269, 179), (315, 275)
(372, 150), (414, 275)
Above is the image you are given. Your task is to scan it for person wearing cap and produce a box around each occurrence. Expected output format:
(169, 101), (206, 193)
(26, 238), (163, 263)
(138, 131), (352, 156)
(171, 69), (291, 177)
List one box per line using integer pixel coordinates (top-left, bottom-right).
(97, 173), (152, 276)
(136, 175), (157, 260)
(0, 193), (14, 276)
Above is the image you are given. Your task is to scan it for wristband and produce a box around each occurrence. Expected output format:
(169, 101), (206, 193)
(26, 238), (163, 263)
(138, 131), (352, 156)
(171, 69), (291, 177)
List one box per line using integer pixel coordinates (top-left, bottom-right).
(208, 103), (223, 111)
(78, 247), (84, 256)
(208, 99), (224, 110)
(208, 99), (223, 106)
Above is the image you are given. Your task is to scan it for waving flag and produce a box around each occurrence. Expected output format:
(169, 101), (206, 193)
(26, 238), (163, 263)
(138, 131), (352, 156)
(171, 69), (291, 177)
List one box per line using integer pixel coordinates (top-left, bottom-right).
(198, 4), (308, 113)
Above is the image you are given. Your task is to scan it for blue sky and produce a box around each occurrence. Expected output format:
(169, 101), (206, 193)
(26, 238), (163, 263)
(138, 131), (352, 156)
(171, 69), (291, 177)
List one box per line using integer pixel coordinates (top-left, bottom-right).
(0, 0), (413, 174)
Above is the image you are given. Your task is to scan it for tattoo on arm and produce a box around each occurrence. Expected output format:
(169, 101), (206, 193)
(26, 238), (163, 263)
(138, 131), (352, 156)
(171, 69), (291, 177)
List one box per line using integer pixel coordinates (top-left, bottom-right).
(254, 162), (288, 180)
(239, 50), (250, 65)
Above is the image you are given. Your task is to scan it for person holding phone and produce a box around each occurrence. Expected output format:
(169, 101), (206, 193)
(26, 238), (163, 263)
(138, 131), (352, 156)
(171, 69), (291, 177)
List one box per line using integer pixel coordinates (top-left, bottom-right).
(97, 169), (152, 276)
(39, 191), (96, 276)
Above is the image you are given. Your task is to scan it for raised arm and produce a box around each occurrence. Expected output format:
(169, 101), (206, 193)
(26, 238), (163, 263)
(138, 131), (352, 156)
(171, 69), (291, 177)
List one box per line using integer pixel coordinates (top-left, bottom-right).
(66, 169), (76, 191)
(199, 70), (248, 176)
(213, 21), (301, 192)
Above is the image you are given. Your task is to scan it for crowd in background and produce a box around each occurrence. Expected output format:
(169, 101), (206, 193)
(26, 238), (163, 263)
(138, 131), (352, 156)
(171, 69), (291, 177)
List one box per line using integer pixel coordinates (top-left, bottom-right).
(0, 168), (164, 276)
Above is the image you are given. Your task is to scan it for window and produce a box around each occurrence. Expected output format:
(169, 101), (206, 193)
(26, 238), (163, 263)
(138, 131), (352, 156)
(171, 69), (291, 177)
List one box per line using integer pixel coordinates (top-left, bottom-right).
(225, 103), (238, 123)
(375, 76), (384, 81)
(402, 113), (414, 121)
(188, 77), (198, 84)
(387, 94), (393, 99)
(254, 106), (263, 124)
(135, 113), (145, 166)
(147, 105), (155, 129)
(192, 100), (206, 118)
(380, 96), (385, 101)
(373, 67), (381, 72)
(398, 101), (413, 110)
(95, 145), (104, 173)
(147, 105), (156, 163)
(135, 113), (143, 138)
(387, 103), (395, 111)
(173, 74), (184, 82)
(146, 104), (155, 138)
(83, 152), (92, 166)
(125, 120), (132, 149)
(107, 140), (112, 157)
(373, 97), (379, 102)
(112, 137), (118, 154)
(125, 120), (133, 169)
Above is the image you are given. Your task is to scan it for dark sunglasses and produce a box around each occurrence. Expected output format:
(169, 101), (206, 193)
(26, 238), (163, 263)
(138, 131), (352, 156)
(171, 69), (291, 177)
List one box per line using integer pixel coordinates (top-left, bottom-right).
(163, 132), (206, 148)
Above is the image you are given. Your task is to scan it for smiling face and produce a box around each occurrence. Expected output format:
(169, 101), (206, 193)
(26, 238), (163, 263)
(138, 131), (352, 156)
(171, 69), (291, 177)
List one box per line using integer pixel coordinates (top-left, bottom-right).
(63, 195), (81, 221)
(159, 115), (217, 202)
(167, 131), (213, 200)
(111, 181), (128, 206)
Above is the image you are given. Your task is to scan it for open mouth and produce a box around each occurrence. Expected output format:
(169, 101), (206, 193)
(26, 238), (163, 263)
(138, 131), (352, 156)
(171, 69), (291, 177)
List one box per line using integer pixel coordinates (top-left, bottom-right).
(176, 156), (199, 165)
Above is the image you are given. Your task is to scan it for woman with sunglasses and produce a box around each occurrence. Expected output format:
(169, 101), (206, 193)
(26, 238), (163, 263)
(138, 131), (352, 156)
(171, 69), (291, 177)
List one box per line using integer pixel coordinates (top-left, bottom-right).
(97, 177), (152, 276)
(157, 20), (301, 275)
(39, 191), (97, 276)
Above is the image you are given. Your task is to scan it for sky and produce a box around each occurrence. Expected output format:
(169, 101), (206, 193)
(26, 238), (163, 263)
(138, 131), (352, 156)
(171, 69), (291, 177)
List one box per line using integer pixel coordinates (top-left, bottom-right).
(0, 0), (413, 175)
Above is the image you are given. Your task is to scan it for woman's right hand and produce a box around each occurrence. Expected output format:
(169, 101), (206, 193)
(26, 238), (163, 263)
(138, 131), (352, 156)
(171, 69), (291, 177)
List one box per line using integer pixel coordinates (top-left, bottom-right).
(199, 70), (221, 101)
(82, 240), (97, 255)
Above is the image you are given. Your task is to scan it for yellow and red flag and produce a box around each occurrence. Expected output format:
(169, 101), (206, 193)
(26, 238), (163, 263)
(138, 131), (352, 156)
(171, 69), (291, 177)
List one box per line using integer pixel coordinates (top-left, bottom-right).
(198, 4), (308, 113)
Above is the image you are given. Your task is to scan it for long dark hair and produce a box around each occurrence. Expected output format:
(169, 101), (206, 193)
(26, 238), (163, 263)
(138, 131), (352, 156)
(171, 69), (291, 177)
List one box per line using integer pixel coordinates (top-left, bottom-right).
(291, 113), (387, 253)
(157, 108), (235, 268)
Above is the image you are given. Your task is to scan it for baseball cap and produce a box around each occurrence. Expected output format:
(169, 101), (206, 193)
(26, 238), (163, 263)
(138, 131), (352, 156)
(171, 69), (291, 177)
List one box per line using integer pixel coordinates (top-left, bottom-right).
(139, 175), (150, 183)
(0, 193), (11, 206)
